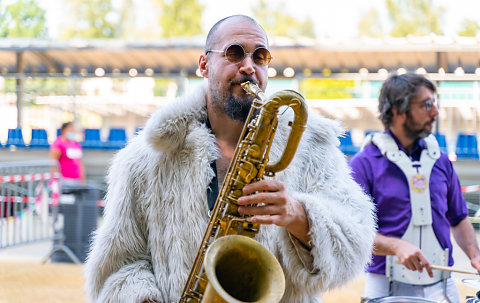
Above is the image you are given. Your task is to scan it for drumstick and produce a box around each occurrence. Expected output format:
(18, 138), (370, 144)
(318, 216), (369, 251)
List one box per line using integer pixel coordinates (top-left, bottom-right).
(430, 264), (479, 275)
(394, 260), (479, 275)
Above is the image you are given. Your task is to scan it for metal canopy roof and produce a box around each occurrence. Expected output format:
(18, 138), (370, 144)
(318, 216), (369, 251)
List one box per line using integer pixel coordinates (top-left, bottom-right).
(1, 35), (480, 76)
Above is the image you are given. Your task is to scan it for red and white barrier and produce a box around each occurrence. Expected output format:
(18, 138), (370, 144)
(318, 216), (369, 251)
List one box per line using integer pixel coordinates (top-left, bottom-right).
(0, 172), (60, 184)
(0, 161), (60, 248)
(0, 196), (35, 203)
(462, 185), (480, 194)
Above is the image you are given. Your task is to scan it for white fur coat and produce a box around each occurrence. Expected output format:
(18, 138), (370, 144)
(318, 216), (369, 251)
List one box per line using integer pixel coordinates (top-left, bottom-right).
(84, 84), (376, 303)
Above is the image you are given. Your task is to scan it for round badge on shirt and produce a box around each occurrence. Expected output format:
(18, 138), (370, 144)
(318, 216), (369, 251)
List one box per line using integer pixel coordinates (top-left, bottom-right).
(411, 174), (428, 193)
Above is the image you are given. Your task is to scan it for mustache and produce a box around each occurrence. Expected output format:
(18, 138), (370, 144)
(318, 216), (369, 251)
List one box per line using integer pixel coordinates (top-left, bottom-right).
(425, 118), (436, 126)
(230, 76), (257, 86)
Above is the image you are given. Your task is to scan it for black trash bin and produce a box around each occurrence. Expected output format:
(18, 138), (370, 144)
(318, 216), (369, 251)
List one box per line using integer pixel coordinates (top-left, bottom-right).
(52, 183), (99, 263)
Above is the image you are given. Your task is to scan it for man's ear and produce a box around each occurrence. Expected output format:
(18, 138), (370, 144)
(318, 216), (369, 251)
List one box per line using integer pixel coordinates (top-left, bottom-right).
(198, 54), (209, 78)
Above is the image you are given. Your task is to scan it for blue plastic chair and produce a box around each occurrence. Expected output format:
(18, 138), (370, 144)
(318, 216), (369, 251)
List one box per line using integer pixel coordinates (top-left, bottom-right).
(135, 127), (143, 136)
(456, 134), (466, 157)
(82, 128), (103, 149)
(434, 133), (447, 154)
(456, 133), (479, 159)
(339, 131), (358, 156)
(467, 134), (479, 159)
(105, 128), (127, 149)
(30, 129), (50, 148)
(5, 128), (26, 148)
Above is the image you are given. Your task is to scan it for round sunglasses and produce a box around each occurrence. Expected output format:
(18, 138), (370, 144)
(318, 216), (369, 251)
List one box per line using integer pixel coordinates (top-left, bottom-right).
(205, 44), (272, 66)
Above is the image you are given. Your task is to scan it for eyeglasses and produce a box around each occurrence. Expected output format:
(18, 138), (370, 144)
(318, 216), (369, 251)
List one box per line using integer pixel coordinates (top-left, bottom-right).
(205, 44), (272, 66)
(413, 98), (437, 111)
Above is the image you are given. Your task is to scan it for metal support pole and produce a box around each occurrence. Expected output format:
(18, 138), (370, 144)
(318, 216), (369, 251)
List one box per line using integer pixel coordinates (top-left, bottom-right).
(15, 51), (24, 128)
(435, 51), (448, 134)
(72, 77), (77, 122)
(435, 80), (441, 134)
(177, 70), (188, 97)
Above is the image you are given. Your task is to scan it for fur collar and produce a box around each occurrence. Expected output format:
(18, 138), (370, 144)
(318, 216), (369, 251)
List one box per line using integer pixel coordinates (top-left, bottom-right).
(144, 81), (345, 154)
(144, 82), (209, 153)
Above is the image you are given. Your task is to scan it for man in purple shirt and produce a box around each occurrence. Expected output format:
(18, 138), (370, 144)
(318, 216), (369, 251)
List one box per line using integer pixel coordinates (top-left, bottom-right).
(349, 73), (480, 302)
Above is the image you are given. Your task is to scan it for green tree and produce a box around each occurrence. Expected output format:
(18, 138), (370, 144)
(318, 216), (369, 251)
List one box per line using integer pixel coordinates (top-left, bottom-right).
(62, 0), (120, 39)
(386, 0), (445, 37)
(156, 0), (204, 38)
(252, 0), (316, 38)
(358, 8), (383, 37)
(458, 19), (480, 37)
(117, 0), (147, 39)
(0, 0), (47, 37)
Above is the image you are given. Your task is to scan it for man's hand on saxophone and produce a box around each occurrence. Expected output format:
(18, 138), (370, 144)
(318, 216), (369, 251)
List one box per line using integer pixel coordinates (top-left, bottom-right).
(237, 179), (312, 249)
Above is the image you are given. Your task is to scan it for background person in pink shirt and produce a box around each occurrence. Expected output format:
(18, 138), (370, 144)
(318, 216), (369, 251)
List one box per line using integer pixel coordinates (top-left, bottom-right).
(50, 122), (86, 183)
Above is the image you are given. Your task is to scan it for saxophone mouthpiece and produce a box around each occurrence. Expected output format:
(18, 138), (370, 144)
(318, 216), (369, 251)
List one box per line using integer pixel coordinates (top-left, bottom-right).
(241, 81), (255, 95)
(241, 81), (266, 103)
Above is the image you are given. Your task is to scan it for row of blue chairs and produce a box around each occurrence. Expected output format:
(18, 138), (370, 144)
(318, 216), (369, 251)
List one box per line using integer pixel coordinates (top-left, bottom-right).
(1, 128), (135, 150)
(339, 131), (479, 159)
(3, 128), (479, 157)
(82, 128), (129, 150)
(456, 133), (479, 159)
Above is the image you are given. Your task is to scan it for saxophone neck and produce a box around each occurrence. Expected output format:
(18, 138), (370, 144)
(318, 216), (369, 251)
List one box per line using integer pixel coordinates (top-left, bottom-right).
(242, 81), (308, 174)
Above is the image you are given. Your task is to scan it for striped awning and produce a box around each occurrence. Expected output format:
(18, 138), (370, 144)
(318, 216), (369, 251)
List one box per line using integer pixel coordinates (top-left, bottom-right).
(0, 35), (479, 76)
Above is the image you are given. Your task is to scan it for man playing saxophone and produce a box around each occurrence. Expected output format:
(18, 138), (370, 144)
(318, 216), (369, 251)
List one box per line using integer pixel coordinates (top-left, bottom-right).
(85, 15), (376, 303)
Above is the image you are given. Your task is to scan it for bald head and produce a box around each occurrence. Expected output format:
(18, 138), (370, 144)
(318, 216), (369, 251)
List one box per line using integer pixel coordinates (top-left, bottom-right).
(205, 15), (268, 52)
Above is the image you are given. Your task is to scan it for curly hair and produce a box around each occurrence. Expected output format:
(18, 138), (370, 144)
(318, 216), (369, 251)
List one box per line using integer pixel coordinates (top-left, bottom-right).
(378, 73), (436, 129)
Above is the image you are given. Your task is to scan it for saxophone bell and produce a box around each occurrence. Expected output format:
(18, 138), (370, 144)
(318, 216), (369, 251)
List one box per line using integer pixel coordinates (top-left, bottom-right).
(202, 235), (285, 303)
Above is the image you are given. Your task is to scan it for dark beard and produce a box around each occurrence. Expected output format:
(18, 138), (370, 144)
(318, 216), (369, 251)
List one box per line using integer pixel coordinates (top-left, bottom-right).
(404, 113), (434, 140)
(224, 95), (254, 122)
(210, 76), (258, 122)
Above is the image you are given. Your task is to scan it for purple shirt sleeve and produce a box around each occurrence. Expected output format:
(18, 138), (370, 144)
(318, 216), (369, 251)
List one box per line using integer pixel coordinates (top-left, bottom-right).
(444, 156), (468, 226)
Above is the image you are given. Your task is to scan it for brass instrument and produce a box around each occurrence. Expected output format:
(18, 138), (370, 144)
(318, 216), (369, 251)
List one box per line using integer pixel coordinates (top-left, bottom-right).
(180, 81), (308, 303)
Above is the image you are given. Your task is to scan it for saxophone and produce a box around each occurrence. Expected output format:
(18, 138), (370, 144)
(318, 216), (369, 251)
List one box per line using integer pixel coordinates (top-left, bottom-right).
(180, 81), (308, 303)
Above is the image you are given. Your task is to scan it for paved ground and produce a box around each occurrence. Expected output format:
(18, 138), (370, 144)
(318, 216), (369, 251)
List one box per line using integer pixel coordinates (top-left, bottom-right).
(0, 235), (479, 303)
(0, 240), (86, 303)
